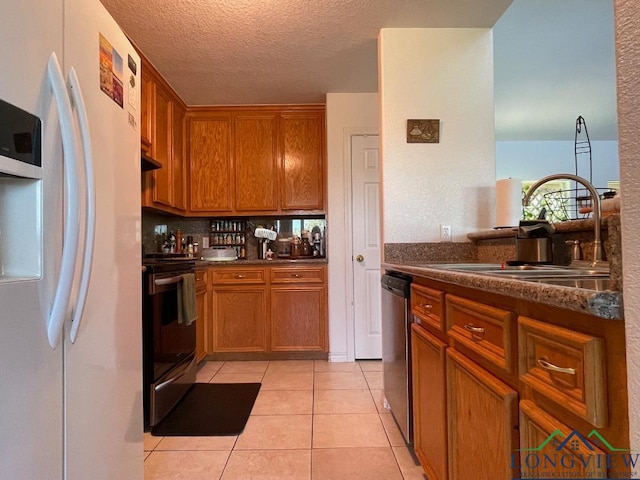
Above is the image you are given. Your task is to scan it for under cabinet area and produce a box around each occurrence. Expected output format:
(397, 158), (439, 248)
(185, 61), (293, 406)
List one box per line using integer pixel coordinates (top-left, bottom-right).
(405, 274), (630, 480)
(196, 263), (328, 360)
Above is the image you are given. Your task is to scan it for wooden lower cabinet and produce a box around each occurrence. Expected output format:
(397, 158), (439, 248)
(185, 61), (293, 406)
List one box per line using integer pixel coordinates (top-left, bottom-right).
(518, 400), (608, 479)
(195, 268), (209, 363)
(206, 264), (327, 356)
(211, 287), (267, 352)
(447, 349), (519, 480)
(270, 286), (326, 351)
(411, 323), (448, 480)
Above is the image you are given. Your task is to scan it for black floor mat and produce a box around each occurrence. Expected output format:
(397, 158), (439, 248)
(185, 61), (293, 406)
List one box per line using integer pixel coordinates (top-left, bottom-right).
(151, 383), (261, 436)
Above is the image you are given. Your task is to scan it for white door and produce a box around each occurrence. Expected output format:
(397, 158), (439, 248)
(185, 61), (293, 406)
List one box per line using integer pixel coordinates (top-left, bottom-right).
(352, 135), (382, 359)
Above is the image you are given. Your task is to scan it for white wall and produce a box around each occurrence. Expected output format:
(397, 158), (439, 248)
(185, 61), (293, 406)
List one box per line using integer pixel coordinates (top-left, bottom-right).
(616, 0), (640, 451)
(379, 29), (496, 242)
(496, 141), (619, 189)
(326, 93), (379, 362)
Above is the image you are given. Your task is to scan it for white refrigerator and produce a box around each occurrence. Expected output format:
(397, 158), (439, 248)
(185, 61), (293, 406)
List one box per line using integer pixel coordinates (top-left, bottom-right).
(0, 0), (143, 479)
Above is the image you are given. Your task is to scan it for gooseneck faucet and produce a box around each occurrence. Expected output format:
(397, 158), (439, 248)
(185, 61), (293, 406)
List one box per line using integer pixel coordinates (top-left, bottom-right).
(522, 173), (605, 267)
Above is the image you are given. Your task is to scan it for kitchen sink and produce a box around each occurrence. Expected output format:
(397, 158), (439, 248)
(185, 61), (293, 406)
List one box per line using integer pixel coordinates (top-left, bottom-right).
(482, 268), (609, 278)
(427, 263), (556, 271)
(425, 262), (610, 287)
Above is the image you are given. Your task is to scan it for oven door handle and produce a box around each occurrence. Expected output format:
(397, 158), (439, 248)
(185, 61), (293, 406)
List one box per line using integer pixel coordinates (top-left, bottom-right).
(154, 276), (183, 286)
(155, 356), (196, 392)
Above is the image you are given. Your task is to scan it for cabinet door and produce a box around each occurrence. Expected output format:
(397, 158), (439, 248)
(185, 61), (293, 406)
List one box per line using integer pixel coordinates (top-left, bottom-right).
(211, 287), (267, 352)
(411, 324), (448, 480)
(279, 112), (324, 210)
(270, 286), (326, 351)
(195, 288), (207, 362)
(171, 102), (186, 211)
(234, 114), (278, 212)
(140, 64), (153, 154)
(188, 116), (233, 213)
(447, 349), (519, 480)
(518, 400), (608, 479)
(151, 82), (172, 207)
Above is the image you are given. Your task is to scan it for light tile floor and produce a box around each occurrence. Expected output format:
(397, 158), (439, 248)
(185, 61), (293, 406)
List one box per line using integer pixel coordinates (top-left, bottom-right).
(144, 360), (426, 480)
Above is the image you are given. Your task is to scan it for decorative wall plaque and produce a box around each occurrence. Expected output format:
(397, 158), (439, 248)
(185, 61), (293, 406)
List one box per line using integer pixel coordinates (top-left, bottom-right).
(407, 119), (440, 143)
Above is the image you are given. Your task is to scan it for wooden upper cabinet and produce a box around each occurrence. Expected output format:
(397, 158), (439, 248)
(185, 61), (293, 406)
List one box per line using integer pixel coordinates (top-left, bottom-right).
(188, 115), (233, 213)
(140, 66), (153, 155)
(279, 112), (325, 210)
(172, 102), (186, 211)
(139, 53), (187, 213)
(234, 114), (278, 211)
(151, 82), (172, 207)
(184, 106), (325, 216)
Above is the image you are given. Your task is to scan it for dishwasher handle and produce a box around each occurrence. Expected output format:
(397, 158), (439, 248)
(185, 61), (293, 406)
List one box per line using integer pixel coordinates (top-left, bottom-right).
(381, 273), (412, 297)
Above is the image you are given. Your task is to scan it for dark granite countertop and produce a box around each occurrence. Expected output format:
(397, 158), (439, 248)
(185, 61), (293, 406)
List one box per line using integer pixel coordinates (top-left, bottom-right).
(382, 261), (623, 320)
(196, 258), (328, 268)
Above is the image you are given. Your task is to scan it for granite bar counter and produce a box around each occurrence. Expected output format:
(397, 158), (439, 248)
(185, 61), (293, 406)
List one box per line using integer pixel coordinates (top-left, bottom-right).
(382, 261), (623, 320)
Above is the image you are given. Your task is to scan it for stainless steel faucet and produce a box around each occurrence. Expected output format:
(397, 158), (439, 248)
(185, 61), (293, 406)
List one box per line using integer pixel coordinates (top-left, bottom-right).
(522, 173), (605, 267)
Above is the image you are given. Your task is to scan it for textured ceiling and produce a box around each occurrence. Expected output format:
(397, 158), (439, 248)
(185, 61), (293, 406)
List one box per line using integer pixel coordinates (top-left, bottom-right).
(99, 0), (512, 105)
(99, 0), (616, 142)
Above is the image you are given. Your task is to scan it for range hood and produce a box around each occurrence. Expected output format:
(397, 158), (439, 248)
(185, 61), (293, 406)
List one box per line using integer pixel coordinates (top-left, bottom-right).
(141, 151), (161, 171)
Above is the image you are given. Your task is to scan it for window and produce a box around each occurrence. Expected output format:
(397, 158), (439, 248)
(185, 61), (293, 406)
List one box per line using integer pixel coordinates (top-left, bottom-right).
(522, 180), (571, 222)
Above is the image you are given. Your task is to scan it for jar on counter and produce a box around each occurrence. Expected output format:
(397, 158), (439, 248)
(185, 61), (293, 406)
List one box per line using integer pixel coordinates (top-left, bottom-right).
(301, 237), (311, 256)
(277, 238), (292, 257)
(291, 237), (301, 257)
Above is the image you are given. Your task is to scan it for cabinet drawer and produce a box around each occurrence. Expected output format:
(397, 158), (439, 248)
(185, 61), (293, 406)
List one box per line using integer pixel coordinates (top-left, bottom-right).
(211, 268), (266, 285)
(195, 268), (208, 284)
(195, 268), (208, 292)
(411, 284), (445, 333)
(446, 294), (516, 374)
(270, 266), (324, 284)
(518, 316), (607, 427)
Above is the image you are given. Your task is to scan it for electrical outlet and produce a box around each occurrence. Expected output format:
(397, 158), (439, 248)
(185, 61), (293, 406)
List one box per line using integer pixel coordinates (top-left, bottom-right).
(440, 225), (452, 242)
(202, 236), (210, 249)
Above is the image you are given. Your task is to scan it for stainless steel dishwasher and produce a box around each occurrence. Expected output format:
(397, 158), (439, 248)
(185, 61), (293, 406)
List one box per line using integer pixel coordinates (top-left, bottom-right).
(381, 271), (413, 445)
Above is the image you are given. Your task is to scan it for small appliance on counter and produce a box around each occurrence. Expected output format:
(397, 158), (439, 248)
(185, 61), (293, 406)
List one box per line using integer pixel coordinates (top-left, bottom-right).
(201, 246), (237, 262)
(254, 226), (277, 259)
(515, 220), (555, 264)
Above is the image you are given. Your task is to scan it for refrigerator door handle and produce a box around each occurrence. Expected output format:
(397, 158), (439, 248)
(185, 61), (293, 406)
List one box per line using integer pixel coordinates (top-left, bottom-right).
(46, 52), (82, 349)
(67, 67), (95, 344)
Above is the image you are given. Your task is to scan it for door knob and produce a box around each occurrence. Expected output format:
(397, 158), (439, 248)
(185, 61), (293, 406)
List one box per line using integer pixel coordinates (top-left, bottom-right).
(356, 255), (364, 263)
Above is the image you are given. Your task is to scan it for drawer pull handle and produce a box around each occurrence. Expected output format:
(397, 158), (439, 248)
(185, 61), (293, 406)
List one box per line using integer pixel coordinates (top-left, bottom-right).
(234, 274), (246, 279)
(420, 303), (433, 310)
(537, 357), (576, 375)
(291, 274), (301, 278)
(464, 323), (485, 334)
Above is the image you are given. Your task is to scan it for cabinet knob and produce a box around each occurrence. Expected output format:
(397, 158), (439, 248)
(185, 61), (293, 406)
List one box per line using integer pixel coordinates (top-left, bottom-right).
(356, 255), (364, 263)
(420, 303), (433, 310)
(234, 274), (245, 279)
(537, 357), (576, 375)
(291, 274), (301, 278)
